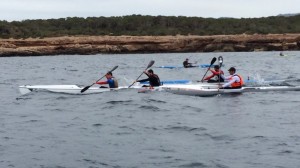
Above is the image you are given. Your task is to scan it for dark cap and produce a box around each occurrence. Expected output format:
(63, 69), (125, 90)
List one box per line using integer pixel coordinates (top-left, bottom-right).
(228, 67), (236, 72)
(106, 72), (112, 75)
(214, 65), (220, 69)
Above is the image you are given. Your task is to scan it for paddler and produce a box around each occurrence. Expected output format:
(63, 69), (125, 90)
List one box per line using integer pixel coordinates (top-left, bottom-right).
(280, 52), (284, 56)
(95, 72), (118, 88)
(183, 58), (193, 68)
(219, 67), (244, 89)
(203, 65), (225, 83)
(136, 69), (161, 87)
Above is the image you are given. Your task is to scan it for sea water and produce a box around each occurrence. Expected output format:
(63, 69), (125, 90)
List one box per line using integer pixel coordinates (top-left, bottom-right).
(1, 51), (300, 168)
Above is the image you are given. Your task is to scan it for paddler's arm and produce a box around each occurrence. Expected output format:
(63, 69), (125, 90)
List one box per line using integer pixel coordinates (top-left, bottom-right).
(136, 78), (149, 83)
(204, 74), (214, 80)
(96, 81), (108, 85)
(143, 70), (151, 77)
(221, 76), (238, 88)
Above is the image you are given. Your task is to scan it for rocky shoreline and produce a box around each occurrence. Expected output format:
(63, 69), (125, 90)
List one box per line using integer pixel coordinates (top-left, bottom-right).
(1, 34), (300, 57)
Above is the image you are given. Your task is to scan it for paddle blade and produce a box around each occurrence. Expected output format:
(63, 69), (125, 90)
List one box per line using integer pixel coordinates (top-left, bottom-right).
(218, 56), (223, 67)
(210, 57), (217, 66)
(200, 57), (217, 83)
(218, 56), (223, 63)
(80, 85), (91, 93)
(109, 66), (118, 73)
(146, 60), (155, 69)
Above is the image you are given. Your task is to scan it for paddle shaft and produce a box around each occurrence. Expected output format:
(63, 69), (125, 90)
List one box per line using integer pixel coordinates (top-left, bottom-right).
(201, 57), (217, 82)
(218, 56), (223, 85)
(217, 56), (224, 91)
(128, 60), (155, 88)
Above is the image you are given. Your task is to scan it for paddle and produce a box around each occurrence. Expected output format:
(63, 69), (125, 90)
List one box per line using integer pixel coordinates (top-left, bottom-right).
(80, 66), (118, 93)
(128, 60), (155, 88)
(218, 56), (223, 83)
(200, 57), (217, 82)
(189, 61), (198, 67)
(217, 56), (224, 91)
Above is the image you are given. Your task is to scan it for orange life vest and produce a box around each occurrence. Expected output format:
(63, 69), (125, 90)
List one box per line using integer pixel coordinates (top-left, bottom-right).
(230, 74), (244, 88)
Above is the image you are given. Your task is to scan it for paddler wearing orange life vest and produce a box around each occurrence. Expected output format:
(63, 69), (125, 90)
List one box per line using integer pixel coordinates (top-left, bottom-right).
(219, 67), (244, 89)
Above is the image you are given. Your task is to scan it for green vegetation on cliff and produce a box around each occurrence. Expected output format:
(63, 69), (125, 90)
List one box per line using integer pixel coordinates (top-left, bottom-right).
(1, 14), (300, 38)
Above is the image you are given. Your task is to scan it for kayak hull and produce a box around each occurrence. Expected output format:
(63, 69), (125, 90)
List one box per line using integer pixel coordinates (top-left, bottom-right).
(162, 85), (300, 97)
(19, 84), (171, 95)
(19, 85), (124, 95)
(19, 83), (300, 96)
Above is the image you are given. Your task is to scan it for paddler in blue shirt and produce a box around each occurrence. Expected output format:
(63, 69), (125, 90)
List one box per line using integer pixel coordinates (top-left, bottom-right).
(96, 72), (118, 88)
(219, 67), (244, 89)
(136, 69), (161, 87)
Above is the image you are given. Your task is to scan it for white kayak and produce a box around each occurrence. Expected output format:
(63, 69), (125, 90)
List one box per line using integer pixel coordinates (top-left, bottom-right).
(18, 85), (131, 95)
(19, 83), (172, 95)
(162, 84), (300, 97)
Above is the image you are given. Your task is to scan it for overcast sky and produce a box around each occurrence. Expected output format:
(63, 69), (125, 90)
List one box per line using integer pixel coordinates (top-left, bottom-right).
(1, 0), (299, 21)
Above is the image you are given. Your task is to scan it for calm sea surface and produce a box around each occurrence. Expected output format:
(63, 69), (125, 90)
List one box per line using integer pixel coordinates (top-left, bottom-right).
(1, 51), (300, 168)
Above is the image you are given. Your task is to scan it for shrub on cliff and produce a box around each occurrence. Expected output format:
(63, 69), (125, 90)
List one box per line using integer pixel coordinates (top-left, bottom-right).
(1, 14), (300, 38)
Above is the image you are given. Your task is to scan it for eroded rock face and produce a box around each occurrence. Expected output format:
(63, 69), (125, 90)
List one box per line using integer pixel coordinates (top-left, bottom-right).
(1, 34), (300, 56)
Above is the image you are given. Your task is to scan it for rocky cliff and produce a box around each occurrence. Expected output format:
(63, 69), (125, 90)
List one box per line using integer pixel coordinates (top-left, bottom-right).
(1, 34), (300, 57)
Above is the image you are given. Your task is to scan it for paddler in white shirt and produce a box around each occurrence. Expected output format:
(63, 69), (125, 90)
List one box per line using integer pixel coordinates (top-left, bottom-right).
(219, 67), (244, 89)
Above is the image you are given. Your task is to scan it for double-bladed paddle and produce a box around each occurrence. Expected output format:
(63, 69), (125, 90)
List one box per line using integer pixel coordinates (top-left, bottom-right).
(128, 60), (155, 88)
(80, 66), (118, 93)
(200, 57), (217, 82)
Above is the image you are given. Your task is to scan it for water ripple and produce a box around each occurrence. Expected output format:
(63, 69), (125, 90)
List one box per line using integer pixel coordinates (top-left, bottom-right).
(144, 98), (167, 104)
(106, 100), (133, 105)
(181, 105), (203, 112)
(179, 162), (208, 168)
(138, 105), (160, 111)
(165, 125), (206, 132)
(92, 123), (103, 127)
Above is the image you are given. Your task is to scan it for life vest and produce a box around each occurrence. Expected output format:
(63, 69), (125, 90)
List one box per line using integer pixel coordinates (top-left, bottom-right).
(107, 77), (118, 88)
(212, 70), (224, 82)
(112, 77), (118, 88)
(230, 74), (244, 88)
